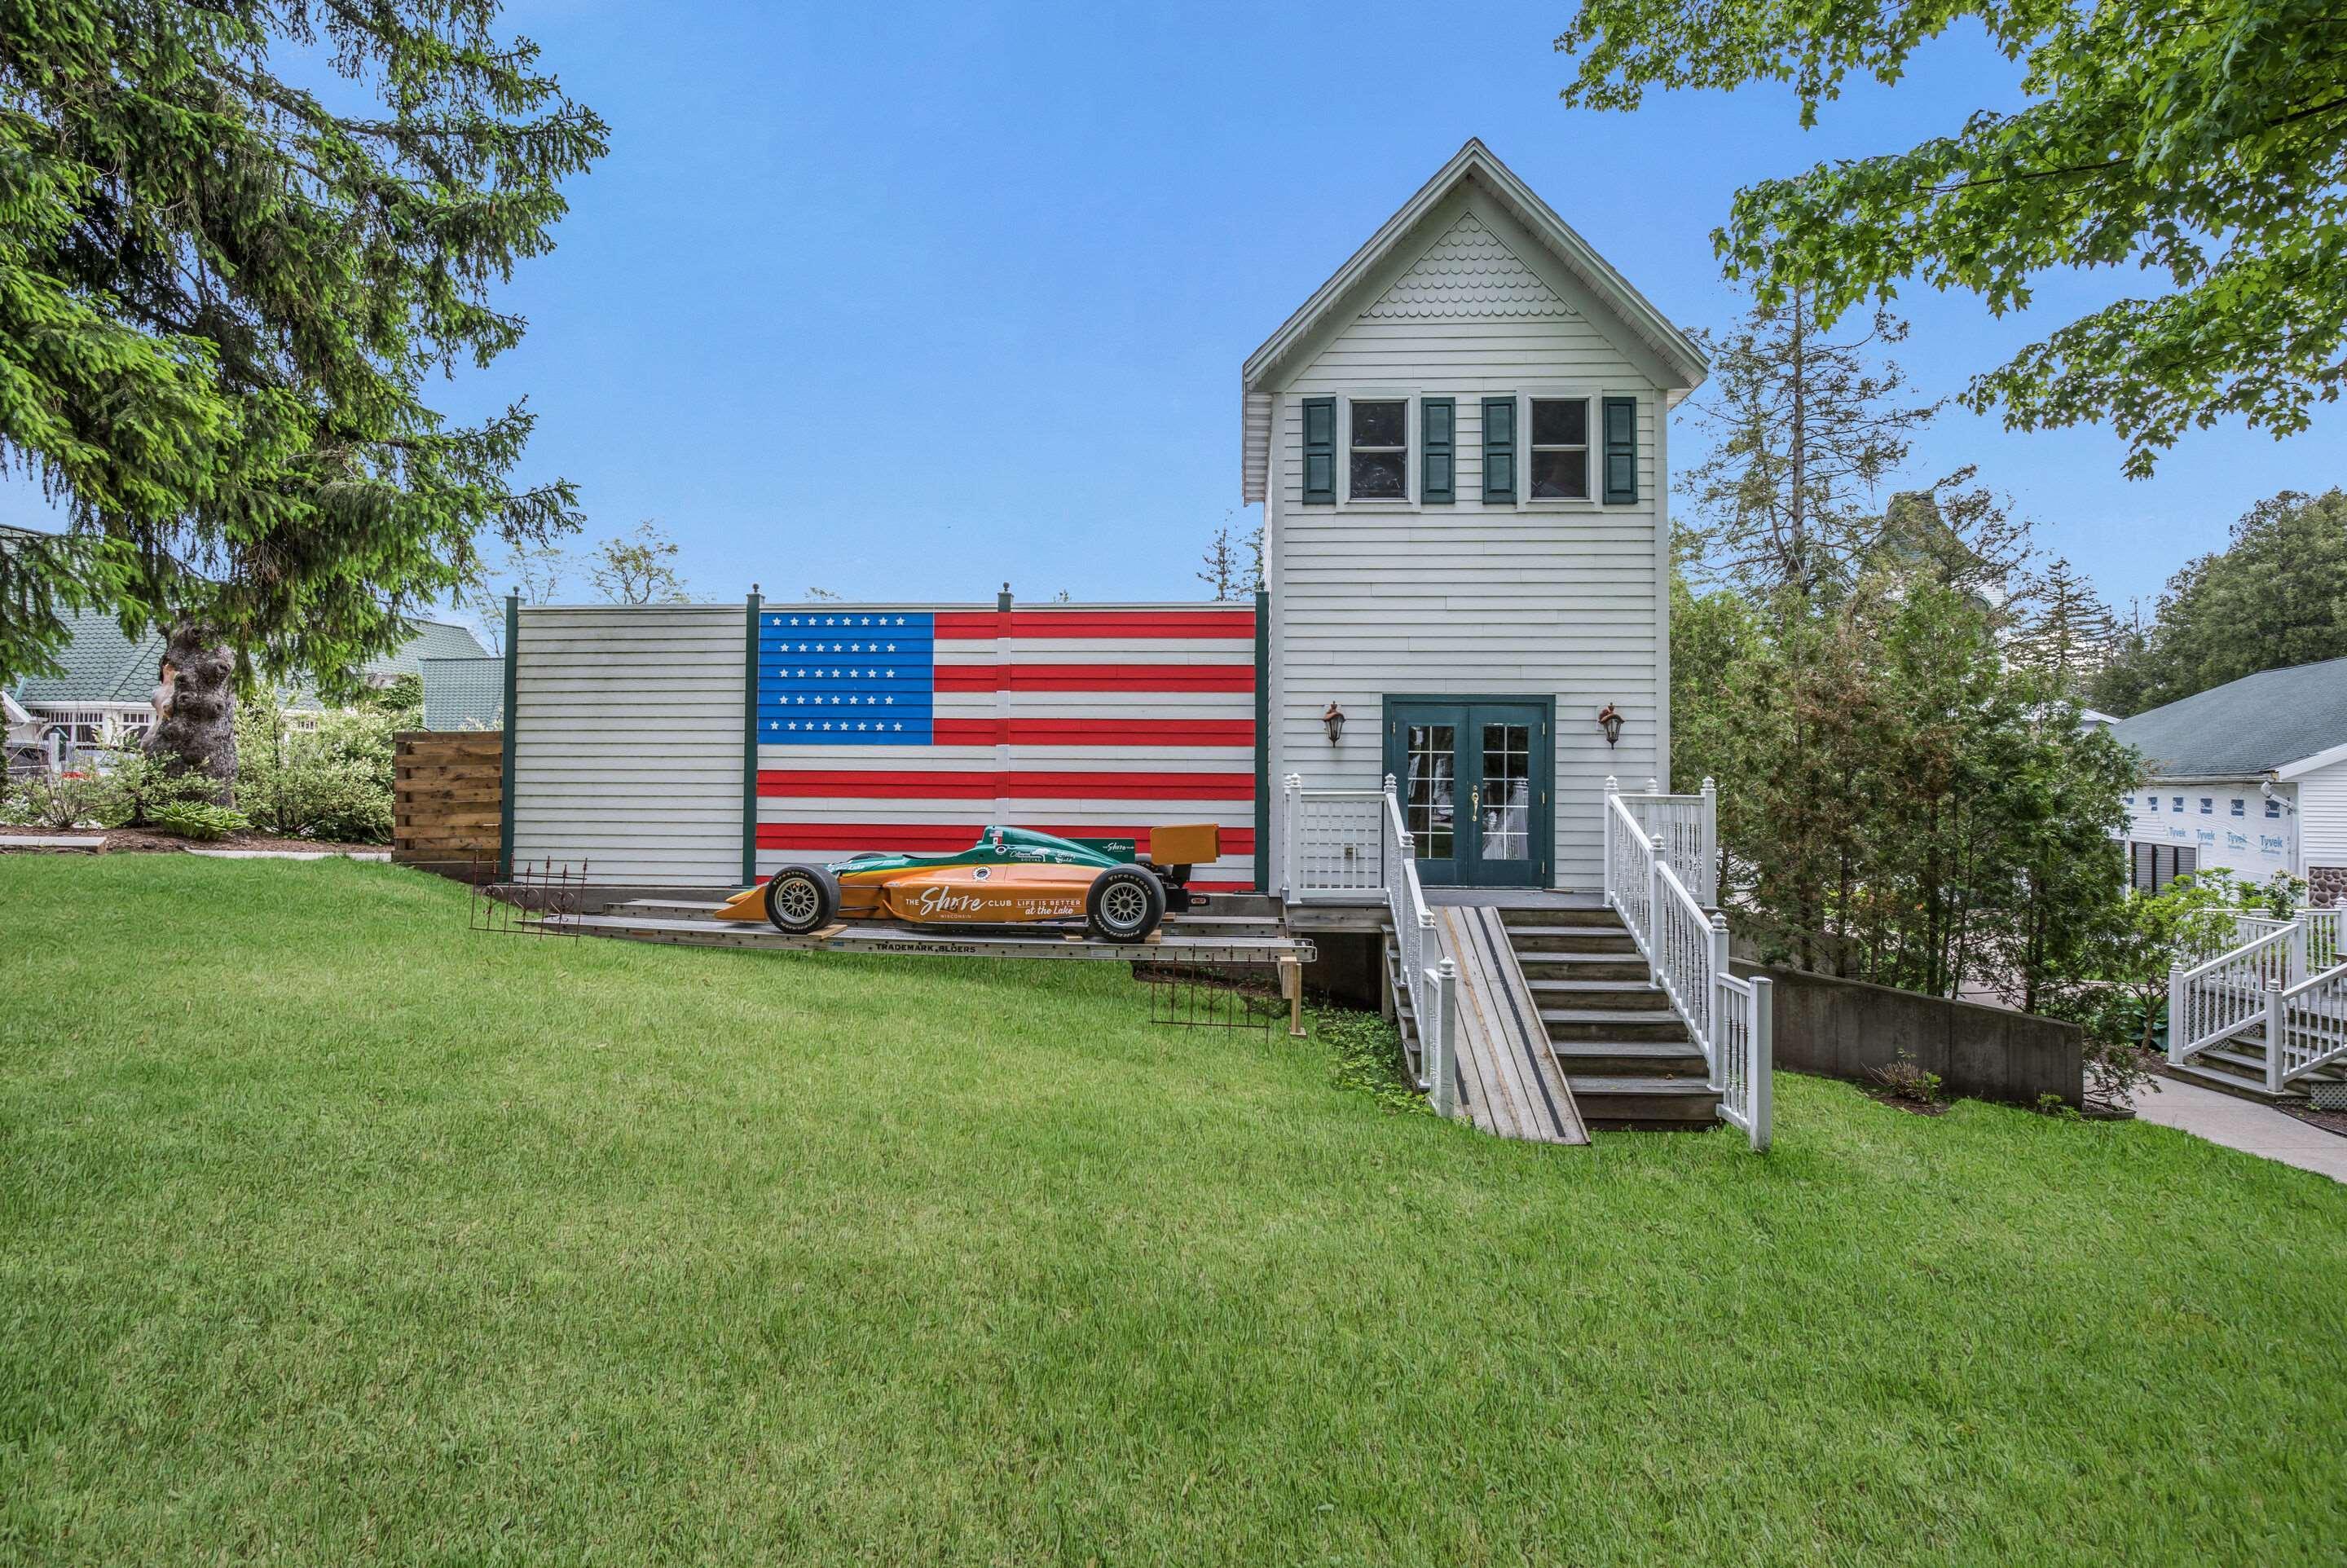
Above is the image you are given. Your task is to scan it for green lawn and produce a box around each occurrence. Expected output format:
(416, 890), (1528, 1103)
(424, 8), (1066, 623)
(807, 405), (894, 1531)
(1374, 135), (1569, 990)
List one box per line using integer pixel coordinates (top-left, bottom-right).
(2, 857), (2344, 1565)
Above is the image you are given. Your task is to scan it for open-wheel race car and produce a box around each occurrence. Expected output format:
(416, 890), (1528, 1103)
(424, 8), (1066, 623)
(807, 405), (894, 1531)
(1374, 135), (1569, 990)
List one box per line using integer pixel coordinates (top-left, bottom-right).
(713, 822), (1222, 942)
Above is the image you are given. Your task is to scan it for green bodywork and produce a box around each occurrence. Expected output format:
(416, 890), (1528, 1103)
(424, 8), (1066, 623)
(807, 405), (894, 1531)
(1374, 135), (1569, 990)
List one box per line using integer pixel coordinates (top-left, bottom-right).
(826, 825), (1137, 877)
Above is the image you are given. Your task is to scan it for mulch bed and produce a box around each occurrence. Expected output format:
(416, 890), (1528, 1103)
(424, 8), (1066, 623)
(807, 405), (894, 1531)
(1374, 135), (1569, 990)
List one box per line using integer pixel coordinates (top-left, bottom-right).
(1, 828), (385, 855)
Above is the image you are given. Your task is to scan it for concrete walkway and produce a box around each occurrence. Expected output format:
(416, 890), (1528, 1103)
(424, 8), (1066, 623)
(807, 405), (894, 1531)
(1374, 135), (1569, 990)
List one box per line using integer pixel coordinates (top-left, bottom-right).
(2125, 1076), (2347, 1183)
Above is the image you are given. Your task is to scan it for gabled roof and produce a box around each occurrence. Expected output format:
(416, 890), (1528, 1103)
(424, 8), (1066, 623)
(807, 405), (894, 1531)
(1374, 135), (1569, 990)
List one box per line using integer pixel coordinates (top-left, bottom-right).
(7, 609), (489, 707)
(8, 606), (163, 705)
(2108, 657), (2347, 779)
(1240, 138), (1708, 502)
(420, 655), (506, 730)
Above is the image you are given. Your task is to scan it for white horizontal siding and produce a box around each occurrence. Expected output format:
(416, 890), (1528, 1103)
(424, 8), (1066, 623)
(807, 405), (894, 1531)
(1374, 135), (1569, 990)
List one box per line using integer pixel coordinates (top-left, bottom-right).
(1263, 187), (1668, 891)
(509, 604), (745, 886)
(2296, 764), (2347, 873)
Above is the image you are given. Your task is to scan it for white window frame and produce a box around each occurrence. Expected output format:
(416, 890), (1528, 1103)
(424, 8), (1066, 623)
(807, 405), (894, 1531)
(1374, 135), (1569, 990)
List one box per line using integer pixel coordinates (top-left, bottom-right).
(1503, 385), (1621, 510)
(1526, 394), (1593, 504)
(1338, 390), (1419, 510)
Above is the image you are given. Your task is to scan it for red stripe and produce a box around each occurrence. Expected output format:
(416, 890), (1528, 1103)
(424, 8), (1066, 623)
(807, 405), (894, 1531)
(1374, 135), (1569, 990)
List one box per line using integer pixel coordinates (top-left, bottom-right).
(930, 718), (1254, 747)
(933, 610), (1255, 640)
(934, 663), (1254, 692)
(758, 823), (1257, 855)
(759, 769), (1256, 800)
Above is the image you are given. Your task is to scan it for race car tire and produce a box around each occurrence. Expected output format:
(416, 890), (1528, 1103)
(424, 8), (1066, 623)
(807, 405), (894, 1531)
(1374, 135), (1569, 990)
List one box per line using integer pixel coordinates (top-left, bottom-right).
(1086, 866), (1165, 942)
(763, 864), (839, 935)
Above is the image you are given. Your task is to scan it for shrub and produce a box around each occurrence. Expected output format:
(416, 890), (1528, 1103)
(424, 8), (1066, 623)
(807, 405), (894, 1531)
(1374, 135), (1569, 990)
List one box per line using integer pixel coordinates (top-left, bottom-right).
(8, 769), (103, 830)
(92, 746), (228, 828)
(1867, 1050), (1944, 1103)
(234, 692), (397, 843)
(148, 801), (250, 841)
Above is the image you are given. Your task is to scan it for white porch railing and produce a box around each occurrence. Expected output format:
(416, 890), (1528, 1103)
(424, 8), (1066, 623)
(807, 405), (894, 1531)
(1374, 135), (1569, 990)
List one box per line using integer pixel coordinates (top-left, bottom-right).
(2169, 923), (2295, 1062)
(1613, 776), (1720, 907)
(1279, 775), (1387, 903)
(1605, 786), (1772, 1150)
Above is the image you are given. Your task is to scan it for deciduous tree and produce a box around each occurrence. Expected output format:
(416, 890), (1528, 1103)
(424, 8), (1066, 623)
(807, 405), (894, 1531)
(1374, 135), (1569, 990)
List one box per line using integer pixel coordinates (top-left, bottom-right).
(587, 521), (689, 606)
(1559, 0), (2347, 478)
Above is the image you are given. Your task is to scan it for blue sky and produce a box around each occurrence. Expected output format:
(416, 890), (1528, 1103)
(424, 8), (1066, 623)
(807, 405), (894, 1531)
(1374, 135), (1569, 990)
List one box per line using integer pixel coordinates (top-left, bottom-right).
(11, 0), (2340, 624)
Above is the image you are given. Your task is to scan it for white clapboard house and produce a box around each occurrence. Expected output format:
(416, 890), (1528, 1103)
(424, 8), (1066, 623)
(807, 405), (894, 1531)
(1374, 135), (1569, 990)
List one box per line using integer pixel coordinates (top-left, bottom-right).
(497, 142), (1769, 1143)
(2111, 655), (2347, 904)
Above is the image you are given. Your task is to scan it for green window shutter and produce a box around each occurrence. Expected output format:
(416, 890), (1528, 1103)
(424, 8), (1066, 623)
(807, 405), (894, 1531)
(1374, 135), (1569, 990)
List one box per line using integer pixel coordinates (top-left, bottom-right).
(1301, 397), (1336, 505)
(1481, 396), (1516, 504)
(1601, 395), (1638, 504)
(1421, 398), (1455, 504)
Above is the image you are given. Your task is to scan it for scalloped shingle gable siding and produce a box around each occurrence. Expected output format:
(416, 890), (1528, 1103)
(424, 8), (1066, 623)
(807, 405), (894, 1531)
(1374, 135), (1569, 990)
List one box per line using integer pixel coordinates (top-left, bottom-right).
(1363, 213), (1574, 320)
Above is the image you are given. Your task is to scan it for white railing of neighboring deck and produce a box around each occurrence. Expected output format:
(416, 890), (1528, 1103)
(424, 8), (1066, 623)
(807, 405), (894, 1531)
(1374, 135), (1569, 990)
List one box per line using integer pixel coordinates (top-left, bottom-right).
(2170, 922), (2297, 1064)
(2173, 906), (2347, 1093)
(1605, 781), (1772, 1150)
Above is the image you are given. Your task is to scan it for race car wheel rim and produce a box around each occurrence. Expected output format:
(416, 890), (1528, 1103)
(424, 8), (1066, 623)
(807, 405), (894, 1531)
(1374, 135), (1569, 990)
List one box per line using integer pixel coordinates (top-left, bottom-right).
(774, 876), (821, 927)
(1100, 880), (1150, 935)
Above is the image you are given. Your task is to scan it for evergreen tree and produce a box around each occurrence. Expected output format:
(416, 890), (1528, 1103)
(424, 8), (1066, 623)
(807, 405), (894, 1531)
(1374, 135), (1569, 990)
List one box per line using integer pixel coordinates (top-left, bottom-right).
(2091, 489), (2347, 712)
(1678, 293), (1939, 597)
(2008, 557), (2119, 698)
(0, 1), (606, 786)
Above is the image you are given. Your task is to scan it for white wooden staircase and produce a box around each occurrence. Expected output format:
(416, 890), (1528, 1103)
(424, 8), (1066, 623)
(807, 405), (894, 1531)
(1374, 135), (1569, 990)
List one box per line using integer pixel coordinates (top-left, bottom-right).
(2170, 911), (2347, 1103)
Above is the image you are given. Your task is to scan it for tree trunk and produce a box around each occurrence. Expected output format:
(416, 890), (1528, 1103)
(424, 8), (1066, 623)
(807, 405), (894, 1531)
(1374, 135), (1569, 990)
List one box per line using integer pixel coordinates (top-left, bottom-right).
(147, 622), (236, 803)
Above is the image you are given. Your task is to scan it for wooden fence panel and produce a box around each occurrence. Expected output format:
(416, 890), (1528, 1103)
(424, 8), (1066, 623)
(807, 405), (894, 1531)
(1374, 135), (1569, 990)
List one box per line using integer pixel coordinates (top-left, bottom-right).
(393, 730), (502, 882)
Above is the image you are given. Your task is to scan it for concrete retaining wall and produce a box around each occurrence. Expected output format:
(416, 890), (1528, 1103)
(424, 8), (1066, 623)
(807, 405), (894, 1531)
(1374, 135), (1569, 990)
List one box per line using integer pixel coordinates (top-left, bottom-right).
(1732, 960), (2085, 1108)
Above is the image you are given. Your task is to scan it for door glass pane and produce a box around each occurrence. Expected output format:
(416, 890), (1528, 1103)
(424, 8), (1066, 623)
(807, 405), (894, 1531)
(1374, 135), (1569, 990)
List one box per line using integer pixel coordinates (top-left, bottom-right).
(1479, 723), (1530, 862)
(1406, 725), (1454, 859)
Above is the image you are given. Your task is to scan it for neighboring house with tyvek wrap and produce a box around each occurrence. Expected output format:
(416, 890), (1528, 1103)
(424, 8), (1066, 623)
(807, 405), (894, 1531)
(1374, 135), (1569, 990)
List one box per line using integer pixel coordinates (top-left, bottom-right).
(2110, 656), (2347, 901)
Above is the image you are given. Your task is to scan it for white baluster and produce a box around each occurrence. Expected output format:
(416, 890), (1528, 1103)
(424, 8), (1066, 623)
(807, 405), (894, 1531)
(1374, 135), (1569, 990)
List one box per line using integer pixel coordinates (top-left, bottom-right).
(2266, 978), (2286, 1094)
(1428, 958), (1459, 1118)
(2167, 961), (2186, 1065)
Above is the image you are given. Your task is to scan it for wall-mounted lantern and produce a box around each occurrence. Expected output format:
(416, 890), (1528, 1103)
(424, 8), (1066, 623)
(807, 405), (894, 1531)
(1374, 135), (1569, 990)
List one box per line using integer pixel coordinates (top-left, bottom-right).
(1596, 703), (1624, 748)
(1322, 702), (1346, 743)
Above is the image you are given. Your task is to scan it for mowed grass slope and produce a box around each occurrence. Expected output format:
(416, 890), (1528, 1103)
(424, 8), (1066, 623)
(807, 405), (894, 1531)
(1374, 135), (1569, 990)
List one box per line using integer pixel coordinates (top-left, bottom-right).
(2, 857), (2344, 1566)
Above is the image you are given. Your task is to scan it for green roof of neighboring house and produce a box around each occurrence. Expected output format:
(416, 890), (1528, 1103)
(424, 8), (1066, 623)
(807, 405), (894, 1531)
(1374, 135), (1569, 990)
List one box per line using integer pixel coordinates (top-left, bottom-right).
(420, 656), (505, 730)
(7, 610), (490, 708)
(8, 607), (165, 704)
(2107, 656), (2347, 777)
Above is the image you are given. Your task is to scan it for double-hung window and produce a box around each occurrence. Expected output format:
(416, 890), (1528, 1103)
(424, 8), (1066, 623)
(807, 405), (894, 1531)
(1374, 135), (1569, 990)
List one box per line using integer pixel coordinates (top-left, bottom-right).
(1528, 398), (1589, 500)
(1349, 399), (1407, 500)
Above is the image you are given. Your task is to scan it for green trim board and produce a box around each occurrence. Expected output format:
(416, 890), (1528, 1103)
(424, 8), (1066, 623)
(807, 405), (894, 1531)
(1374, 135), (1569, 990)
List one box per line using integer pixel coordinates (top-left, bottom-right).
(498, 595), (519, 879)
(1253, 588), (1270, 893)
(742, 592), (762, 886)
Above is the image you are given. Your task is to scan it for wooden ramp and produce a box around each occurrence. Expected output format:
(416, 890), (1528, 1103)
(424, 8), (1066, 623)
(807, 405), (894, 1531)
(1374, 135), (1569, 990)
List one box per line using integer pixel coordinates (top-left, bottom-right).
(1435, 905), (1588, 1145)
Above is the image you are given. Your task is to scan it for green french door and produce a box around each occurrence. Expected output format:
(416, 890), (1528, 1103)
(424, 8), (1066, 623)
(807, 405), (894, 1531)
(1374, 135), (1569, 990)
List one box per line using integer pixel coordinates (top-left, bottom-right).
(1383, 699), (1552, 888)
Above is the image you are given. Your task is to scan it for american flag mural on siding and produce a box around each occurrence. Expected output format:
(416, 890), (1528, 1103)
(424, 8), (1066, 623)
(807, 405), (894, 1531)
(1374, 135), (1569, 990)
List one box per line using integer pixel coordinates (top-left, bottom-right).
(755, 605), (1258, 892)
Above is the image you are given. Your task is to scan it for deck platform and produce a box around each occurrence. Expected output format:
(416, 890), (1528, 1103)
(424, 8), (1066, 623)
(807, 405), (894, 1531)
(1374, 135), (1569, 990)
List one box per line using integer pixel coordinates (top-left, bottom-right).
(1434, 905), (1587, 1144)
(542, 904), (1314, 967)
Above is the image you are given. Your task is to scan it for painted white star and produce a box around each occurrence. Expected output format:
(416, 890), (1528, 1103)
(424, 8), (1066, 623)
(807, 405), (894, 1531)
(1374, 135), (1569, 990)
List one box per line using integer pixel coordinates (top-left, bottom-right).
(860, 616), (871, 626)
